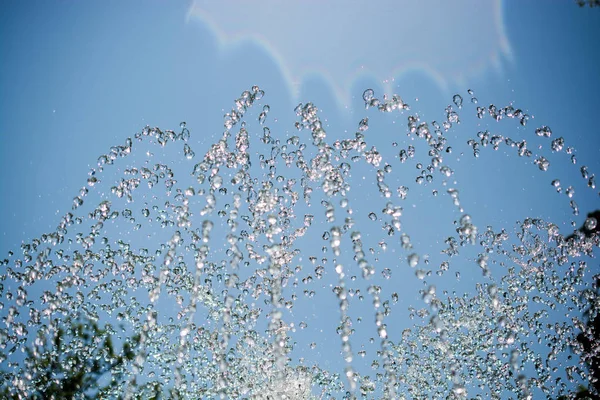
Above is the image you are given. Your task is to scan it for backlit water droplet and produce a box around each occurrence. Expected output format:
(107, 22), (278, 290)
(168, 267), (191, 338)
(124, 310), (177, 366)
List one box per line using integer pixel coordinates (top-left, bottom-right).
(452, 94), (463, 109)
(584, 217), (597, 231)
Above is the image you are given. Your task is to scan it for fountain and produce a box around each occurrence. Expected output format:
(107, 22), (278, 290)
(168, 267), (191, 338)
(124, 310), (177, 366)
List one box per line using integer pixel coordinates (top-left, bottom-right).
(0, 85), (598, 399)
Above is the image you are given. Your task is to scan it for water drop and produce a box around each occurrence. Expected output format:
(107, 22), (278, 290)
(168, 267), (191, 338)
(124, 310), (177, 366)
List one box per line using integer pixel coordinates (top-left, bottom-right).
(584, 217), (597, 231)
(452, 94), (463, 109)
(407, 253), (419, 268)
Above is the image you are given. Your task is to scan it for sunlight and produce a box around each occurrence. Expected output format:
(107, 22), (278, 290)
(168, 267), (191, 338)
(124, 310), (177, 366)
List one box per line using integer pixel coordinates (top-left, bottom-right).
(187, 0), (512, 105)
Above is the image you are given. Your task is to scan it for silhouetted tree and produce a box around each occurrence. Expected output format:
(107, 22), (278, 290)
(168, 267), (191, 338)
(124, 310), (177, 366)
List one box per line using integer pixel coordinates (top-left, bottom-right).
(556, 210), (600, 399)
(566, 210), (600, 242)
(0, 317), (141, 399)
(576, 0), (600, 7)
(574, 277), (600, 398)
(558, 277), (600, 400)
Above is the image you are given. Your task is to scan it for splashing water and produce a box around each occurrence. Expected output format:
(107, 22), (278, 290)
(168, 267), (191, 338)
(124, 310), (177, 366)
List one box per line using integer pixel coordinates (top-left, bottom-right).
(0, 85), (599, 399)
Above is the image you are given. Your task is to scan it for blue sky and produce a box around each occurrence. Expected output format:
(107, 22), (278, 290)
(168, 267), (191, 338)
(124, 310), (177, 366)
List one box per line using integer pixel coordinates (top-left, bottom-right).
(1, 0), (599, 250)
(1, 1), (600, 398)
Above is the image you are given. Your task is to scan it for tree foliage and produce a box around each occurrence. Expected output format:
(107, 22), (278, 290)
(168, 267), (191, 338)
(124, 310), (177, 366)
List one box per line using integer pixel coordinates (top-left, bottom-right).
(0, 316), (142, 399)
(576, 0), (600, 7)
(572, 279), (600, 398)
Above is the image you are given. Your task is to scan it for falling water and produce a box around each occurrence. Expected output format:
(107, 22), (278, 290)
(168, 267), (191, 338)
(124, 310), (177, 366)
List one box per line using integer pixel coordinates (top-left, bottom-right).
(0, 85), (598, 399)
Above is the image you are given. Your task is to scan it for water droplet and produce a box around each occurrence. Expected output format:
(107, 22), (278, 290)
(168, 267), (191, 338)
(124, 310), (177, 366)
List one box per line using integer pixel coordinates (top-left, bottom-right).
(407, 253), (419, 268)
(452, 94), (463, 109)
(535, 156), (550, 171)
(535, 125), (552, 137)
(584, 217), (597, 231)
(358, 117), (369, 132)
(183, 143), (195, 159)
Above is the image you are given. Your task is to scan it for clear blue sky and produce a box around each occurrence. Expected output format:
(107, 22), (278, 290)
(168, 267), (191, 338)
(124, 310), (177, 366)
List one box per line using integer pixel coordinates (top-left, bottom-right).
(1, 1), (599, 398)
(1, 1), (599, 247)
